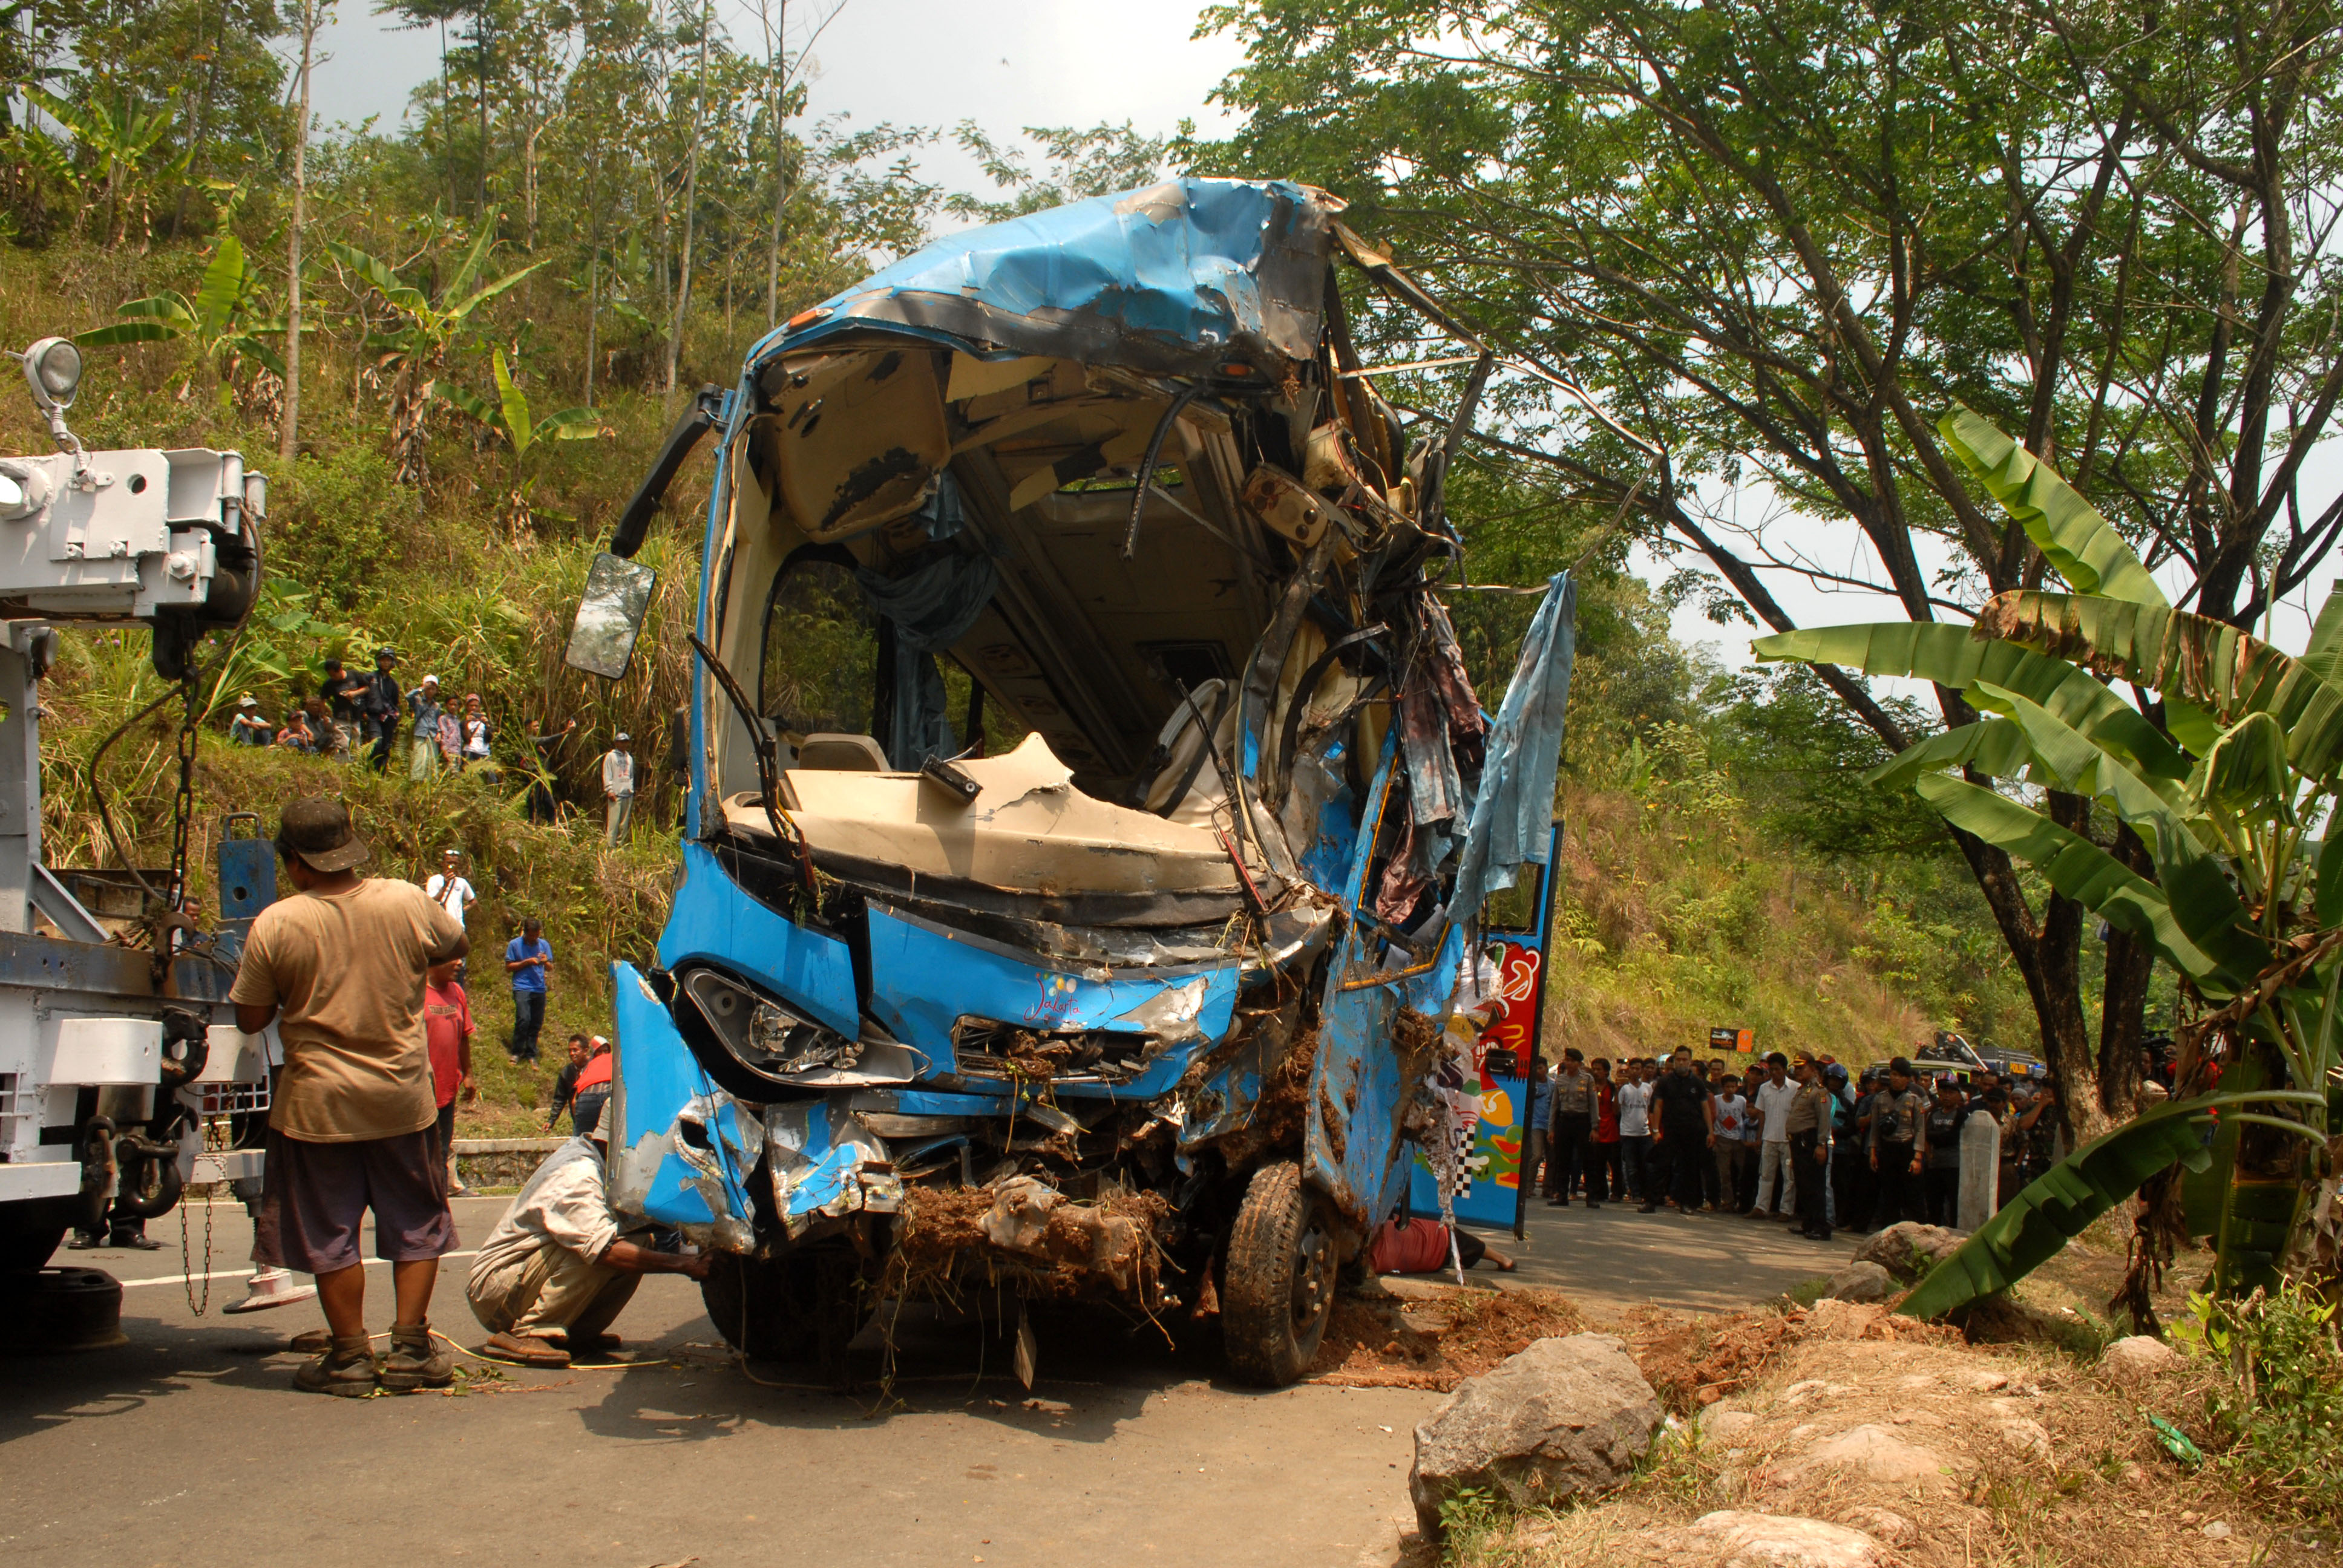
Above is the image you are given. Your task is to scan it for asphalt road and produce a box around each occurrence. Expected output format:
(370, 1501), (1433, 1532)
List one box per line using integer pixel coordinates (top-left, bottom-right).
(1, 1196), (1429, 1568)
(2, 1184), (1857, 1567)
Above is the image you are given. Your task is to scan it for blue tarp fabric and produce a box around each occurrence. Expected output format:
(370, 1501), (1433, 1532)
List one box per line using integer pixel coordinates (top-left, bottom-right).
(750, 178), (1343, 379)
(1444, 573), (1576, 924)
(858, 549), (999, 768)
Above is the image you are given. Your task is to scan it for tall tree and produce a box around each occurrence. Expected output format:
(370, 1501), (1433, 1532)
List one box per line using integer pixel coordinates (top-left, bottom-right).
(280, 0), (329, 462)
(1202, 0), (2343, 1139)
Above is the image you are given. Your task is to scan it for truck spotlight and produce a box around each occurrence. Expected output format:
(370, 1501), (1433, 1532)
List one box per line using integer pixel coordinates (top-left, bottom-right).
(21, 337), (82, 413)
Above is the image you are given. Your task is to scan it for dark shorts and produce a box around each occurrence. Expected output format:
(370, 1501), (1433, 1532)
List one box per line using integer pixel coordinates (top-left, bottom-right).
(255, 1126), (458, 1275)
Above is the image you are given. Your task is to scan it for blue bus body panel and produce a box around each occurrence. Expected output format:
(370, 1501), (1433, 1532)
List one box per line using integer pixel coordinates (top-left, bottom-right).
(865, 905), (1239, 1102)
(658, 840), (862, 1038)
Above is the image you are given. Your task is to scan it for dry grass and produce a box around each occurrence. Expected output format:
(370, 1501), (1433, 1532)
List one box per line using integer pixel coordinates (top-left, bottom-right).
(1443, 1302), (2331, 1568)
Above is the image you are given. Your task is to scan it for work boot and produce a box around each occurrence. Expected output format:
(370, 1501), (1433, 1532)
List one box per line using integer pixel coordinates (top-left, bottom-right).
(288, 1327), (331, 1355)
(484, 1329), (571, 1367)
(293, 1334), (378, 1397)
(378, 1322), (455, 1391)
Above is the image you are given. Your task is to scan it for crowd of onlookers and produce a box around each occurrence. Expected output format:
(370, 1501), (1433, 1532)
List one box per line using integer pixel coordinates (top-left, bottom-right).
(221, 647), (673, 845)
(1522, 1047), (2068, 1241)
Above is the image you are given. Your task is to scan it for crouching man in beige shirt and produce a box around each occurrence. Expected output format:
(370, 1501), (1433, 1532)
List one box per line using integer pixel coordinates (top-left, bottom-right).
(467, 1103), (709, 1367)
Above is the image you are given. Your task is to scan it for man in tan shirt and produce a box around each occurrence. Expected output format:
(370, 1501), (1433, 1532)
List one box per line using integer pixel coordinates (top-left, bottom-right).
(230, 796), (468, 1396)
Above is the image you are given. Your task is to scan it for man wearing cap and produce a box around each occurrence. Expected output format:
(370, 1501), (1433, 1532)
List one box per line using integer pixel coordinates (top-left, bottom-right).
(408, 675), (445, 780)
(230, 695), (272, 746)
(466, 1103), (710, 1367)
(601, 731), (635, 844)
(229, 796), (470, 1396)
(361, 648), (402, 773)
(1866, 1057), (1928, 1231)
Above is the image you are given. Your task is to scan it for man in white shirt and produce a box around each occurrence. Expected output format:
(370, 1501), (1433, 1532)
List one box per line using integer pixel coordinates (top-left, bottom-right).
(424, 848), (476, 927)
(601, 733), (635, 845)
(1751, 1050), (1801, 1219)
(1708, 1080), (1753, 1214)
(1616, 1059), (1654, 1207)
(467, 1106), (709, 1367)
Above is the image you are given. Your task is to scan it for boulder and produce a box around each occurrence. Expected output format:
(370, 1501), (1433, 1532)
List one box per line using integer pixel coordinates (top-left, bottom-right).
(2099, 1334), (2181, 1382)
(1852, 1222), (1964, 1283)
(1705, 1409), (1760, 1444)
(1409, 1332), (1661, 1535)
(1788, 1423), (1964, 1486)
(1820, 1261), (1895, 1303)
(1685, 1511), (1889, 1567)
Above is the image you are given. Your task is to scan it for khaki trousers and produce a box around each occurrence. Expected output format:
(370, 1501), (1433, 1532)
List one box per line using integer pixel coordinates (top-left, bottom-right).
(467, 1242), (640, 1340)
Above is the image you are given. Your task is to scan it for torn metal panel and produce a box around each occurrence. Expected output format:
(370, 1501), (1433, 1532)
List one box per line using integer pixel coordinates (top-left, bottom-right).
(863, 904), (1238, 1099)
(608, 961), (758, 1250)
(762, 1099), (904, 1238)
(755, 180), (1342, 384)
(658, 840), (861, 1037)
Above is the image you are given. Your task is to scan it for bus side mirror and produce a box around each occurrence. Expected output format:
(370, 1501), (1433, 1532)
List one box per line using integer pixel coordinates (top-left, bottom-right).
(565, 552), (657, 680)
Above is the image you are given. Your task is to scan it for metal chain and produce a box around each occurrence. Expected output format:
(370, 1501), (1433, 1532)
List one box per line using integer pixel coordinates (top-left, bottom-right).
(167, 675), (199, 912)
(172, 671), (208, 1313)
(180, 1172), (212, 1316)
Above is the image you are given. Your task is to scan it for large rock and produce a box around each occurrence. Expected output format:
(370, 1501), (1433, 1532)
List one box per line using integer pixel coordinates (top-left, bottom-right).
(1685, 1511), (1888, 1567)
(1788, 1423), (1966, 1487)
(1852, 1222), (1964, 1283)
(2100, 1334), (2181, 1382)
(1819, 1261), (1895, 1303)
(1409, 1333), (1661, 1535)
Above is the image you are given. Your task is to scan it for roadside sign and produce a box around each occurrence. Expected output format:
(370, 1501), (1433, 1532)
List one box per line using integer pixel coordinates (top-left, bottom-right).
(1711, 1025), (1753, 1054)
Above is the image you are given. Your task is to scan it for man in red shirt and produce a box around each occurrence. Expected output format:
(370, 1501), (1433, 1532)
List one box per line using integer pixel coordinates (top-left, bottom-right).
(424, 956), (475, 1195)
(1368, 1215), (1515, 1274)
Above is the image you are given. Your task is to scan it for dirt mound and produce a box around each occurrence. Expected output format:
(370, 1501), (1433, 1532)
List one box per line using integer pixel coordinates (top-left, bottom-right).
(1309, 1284), (1585, 1390)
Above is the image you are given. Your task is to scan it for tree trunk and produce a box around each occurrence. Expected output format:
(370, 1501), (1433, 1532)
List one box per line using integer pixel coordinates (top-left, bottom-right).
(664, 0), (713, 398)
(583, 139), (602, 410)
(763, 0), (787, 330)
(2094, 821), (2157, 1132)
(279, 1), (316, 464)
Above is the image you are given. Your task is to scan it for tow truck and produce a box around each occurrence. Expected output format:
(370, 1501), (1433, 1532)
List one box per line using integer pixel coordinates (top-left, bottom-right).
(0, 336), (280, 1350)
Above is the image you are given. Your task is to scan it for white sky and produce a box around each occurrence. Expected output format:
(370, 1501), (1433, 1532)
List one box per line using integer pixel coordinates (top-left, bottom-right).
(309, 0), (1244, 206)
(303, 0), (2343, 671)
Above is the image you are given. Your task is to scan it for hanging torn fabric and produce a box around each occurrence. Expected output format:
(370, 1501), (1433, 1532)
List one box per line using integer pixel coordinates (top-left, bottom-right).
(857, 546), (1000, 768)
(1444, 572), (1576, 926)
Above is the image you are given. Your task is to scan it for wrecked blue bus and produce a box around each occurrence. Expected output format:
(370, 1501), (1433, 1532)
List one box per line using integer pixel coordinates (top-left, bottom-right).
(564, 178), (1575, 1386)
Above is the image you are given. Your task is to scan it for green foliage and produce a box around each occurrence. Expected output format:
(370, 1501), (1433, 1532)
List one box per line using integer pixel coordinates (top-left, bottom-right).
(1899, 1093), (2281, 1319)
(944, 122), (1180, 224)
(2184, 1282), (2343, 1521)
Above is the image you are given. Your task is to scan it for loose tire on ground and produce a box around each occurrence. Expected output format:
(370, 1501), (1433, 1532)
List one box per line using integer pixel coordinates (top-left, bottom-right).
(1221, 1160), (1335, 1387)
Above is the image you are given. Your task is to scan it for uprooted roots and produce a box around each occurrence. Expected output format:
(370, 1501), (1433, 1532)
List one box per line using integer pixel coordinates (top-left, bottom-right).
(885, 1181), (1177, 1306)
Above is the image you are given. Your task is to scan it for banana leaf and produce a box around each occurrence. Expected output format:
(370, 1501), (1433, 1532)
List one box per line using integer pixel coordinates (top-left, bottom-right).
(1941, 406), (2168, 607)
(1867, 716), (2036, 789)
(1976, 592), (2343, 785)
(1754, 621), (2186, 778)
(2302, 581), (2343, 688)
(1913, 773), (2238, 984)
(1898, 1089), (2323, 1320)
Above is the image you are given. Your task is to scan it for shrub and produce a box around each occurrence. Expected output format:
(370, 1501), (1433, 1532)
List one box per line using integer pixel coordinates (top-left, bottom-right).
(2186, 1282), (2343, 1522)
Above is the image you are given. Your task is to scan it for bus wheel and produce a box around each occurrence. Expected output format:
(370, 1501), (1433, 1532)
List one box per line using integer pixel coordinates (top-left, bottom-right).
(1221, 1161), (1334, 1387)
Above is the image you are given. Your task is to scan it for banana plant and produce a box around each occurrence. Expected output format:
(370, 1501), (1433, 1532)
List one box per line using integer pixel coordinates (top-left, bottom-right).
(76, 237), (289, 410)
(1756, 408), (2342, 1320)
(326, 227), (548, 486)
(22, 86), (190, 250)
(440, 347), (605, 537)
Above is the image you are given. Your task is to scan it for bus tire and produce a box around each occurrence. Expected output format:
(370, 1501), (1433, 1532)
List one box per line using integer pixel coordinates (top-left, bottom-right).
(1221, 1161), (1335, 1387)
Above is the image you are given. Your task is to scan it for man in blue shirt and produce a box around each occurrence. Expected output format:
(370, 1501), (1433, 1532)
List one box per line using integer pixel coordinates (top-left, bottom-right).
(505, 917), (552, 1063)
